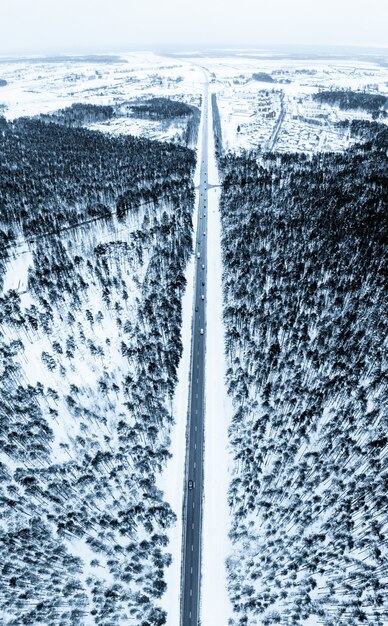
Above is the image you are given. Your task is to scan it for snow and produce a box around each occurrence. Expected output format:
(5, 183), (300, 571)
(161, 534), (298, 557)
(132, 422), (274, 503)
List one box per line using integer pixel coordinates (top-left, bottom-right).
(1, 216), (149, 468)
(201, 84), (233, 626)
(2, 248), (32, 293)
(191, 54), (388, 154)
(0, 52), (203, 145)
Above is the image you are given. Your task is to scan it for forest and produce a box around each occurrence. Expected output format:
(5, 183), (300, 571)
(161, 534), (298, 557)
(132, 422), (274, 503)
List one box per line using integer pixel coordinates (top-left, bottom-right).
(313, 90), (387, 118)
(218, 122), (387, 625)
(252, 73), (274, 83)
(340, 119), (388, 146)
(39, 100), (195, 127)
(0, 119), (195, 625)
(211, 93), (223, 158)
(39, 103), (116, 126)
(128, 98), (201, 148)
(37, 100), (201, 149)
(0, 116), (194, 243)
(129, 98), (194, 120)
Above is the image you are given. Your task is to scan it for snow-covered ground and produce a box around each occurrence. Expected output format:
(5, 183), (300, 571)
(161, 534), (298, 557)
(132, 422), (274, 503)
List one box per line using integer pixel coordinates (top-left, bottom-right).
(191, 54), (388, 153)
(0, 204), (172, 624)
(0, 52), (202, 143)
(2, 50), (386, 153)
(201, 85), (233, 626)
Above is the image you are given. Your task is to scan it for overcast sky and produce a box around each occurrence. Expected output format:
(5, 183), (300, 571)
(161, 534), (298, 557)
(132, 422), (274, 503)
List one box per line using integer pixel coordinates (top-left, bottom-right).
(1, 0), (387, 56)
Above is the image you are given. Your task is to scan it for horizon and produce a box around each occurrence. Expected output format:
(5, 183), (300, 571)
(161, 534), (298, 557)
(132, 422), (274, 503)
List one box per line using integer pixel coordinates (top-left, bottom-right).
(1, 42), (388, 61)
(2, 0), (388, 56)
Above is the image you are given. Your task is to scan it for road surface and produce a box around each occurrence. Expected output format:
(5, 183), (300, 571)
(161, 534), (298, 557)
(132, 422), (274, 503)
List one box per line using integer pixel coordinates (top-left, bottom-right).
(266, 91), (285, 151)
(180, 74), (209, 626)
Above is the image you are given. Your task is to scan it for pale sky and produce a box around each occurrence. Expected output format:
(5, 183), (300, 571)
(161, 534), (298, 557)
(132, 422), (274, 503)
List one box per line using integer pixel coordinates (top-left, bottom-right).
(1, 0), (387, 55)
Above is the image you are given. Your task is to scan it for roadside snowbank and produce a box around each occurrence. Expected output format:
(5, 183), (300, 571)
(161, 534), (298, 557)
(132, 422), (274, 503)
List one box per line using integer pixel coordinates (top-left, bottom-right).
(201, 88), (233, 626)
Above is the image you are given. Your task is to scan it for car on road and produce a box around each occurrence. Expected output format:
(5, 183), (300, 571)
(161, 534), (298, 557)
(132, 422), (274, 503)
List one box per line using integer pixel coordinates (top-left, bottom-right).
(188, 480), (194, 490)
(202, 281), (205, 286)
(195, 305), (199, 312)
(201, 294), (205, 300)
(202, 264), (205, 269)
(200, 328), (204, 335)
(197, 252), (200, 258)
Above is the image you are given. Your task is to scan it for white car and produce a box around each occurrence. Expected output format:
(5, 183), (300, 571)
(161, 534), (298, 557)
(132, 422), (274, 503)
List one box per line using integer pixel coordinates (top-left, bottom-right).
(201, 294), (205, 300)
(197, 252), (200, 259)
(200, 328), (204, 335)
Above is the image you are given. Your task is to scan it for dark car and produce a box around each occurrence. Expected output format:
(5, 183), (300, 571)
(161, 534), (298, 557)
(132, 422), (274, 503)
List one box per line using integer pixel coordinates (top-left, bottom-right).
(188, 480), (194, 490)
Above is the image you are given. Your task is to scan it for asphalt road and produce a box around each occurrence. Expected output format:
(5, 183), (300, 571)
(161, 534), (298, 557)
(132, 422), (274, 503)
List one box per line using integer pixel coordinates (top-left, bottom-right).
(266, 91), (285, 151)
(180, 76), (209, 626)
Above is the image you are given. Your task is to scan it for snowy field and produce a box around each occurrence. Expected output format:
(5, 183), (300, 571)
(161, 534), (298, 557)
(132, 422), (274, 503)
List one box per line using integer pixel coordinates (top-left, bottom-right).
(0, 52), (203, 142)
(191, 53), (388, 153)
(2, 50), (386, 153)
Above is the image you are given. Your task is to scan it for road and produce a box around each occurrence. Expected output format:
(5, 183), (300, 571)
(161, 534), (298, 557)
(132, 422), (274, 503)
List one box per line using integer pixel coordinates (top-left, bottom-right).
(266, 91), (285, 151)
(180, 73), (209, 626)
